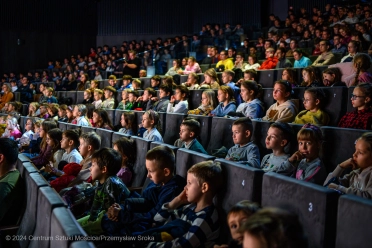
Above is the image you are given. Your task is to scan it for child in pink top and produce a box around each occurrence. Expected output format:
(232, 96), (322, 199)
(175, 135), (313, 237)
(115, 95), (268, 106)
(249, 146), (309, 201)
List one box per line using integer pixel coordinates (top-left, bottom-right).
(5, 117), (22, 140)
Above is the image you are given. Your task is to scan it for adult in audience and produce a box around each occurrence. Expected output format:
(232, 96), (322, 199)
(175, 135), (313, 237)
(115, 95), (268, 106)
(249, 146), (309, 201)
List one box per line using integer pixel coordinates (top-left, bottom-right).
(122, 50), (141, 78)
(16, 76), (33, 103)
(202, 46), (220, 64)
(285, 39), (298, 57)
(178, 56), (201, 75)
(233, 52), (247, 70)
(312, 40), (336, 66)
(0, 83), (14, 110)
(165, 59), (181, 76)
(293, 49), (312, 68)
(0, 138), (25, 226)
(258, 48), (279, 70)
(139, 70), (147, 78)
(216, 50), (234, 72)
(275, 47), (293, 69)
(331, 34), (347, 56)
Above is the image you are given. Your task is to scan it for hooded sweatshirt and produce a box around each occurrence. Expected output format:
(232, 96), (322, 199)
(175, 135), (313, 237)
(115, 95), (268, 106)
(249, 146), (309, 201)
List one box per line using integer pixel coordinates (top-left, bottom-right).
(262, 99), (299, 122)
(236, 98), (265, 119)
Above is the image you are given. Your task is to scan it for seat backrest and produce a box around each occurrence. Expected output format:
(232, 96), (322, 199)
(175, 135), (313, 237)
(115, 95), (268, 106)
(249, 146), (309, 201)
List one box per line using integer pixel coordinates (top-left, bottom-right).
(257, 70), (277, 88)
(114, 110), (125, 127)
(76, 91), (84, 104)
(251, 120), (272, 159)
(133, 110), (145, 128)
(187, 114), (212, 149)
(176, 148), (215, 178)
(17, 155), (31, 176)
(105, 109), (116, 125)
(112, 131), (131, 143)
(158, 112), (167, 136)
(336, 195), (372, 248)
(347, 86), (354, 113)
(29, 187), (66, 248)
(150, 141), (179, 160)
(20, 162), (38, 179)
(163, 113), (187, 145)
(58, 122), (67, 131)
(188, 90), (204, 110)
(96, 128), (114, 148)
(261, 172), (339, 248)
(140, 77), (151, 89)
(321, 87), (348, 126)
(207, 117), (235, 154)
(17, 173), (49, 248)
(66, 123), (81, 130)
(321, 126), (368, 172)
(262, 88), (275, 109)
(131, 136), (152, 187)
(65, 91), (77, 104)
(180, 75), (188, 84)
(81, 126), (96, 134)
(50, 207), (87, 248)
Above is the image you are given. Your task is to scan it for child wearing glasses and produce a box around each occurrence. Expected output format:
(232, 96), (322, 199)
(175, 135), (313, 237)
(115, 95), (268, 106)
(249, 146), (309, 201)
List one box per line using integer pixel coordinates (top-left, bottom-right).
(338, 83), (372, 130)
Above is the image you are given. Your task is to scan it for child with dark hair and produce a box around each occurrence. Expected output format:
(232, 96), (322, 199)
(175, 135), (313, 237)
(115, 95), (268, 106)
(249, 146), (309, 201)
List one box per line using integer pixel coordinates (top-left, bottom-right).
(151, 75), (161, 90)
(118, 111), (137, 135)
(124, 90), (140, 110)
(152, 85), (171, 112)
(92, 109), (114, 130)
(135, 87), (155, 111)
(60, 129), (83, 164)
(77, 148), (131, 235)
(261, 122), (293, 174)
(179, 119), (208, 154)
(142, 110), (163, 142)
(113, 137), (135, 185)
(167, 85), (189, 114)
(58, 104), (68, 122)
(102, 86), (117, 109)
(235, 81), (265, 119)
(225, 117), (260, 168)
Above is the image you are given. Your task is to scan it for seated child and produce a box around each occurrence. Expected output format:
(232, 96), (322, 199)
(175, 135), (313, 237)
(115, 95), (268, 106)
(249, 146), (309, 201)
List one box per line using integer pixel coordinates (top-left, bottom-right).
(77, 148), (131, 235)
(225, 117), (261, 168)
(118, 75), (132, 91)
(237, 69), (257, 85)
(151, 75), (161, 90)
(322, 68), (346, 87)
(240, 208), (307, 248)
(113, 137), (134, 185)
(179, 119), (208, 154)
(210, 85), (237, 117)
(182, 73), (200, 90)
(93, 89), (103, 109)
(18, 118), (34, 147)
(124, 90), (139, 110)
(73, 104), (91, 126)
(261, 122), (293, 174)
(293, 88), (329, 125)
(0, 116), (8, 137)
(167, 85), (189, 114)
(92, 109), (114, 130)
(38, 103), (50, 119)
(235, 81), (265, 119)
(102, 146), (186, 236)
(82, 89), (93, 104)
(4, 117), (22, 140)
(136, 161), (223, 247)
(7, 102), (21, 120)
(66, 105), (75, 123)
(174, 117), (196, 148)
(281, 123), (327, 185)
(42, 128), (64, 173)
(23, 120), (42, 157)
(324, 132), (372, 199)
(135, 87), (155, 111)
(108, 75), (120, 90)
(152, 84), (171, 112)
(116, 89), (130, 110)
(118, 111), (137, 135)
(47, 104), (59, 121)
(338, 83), (372, 130)
(188, 89), (216, 116)
(262, 80), (299, 122)
(58, 104), (68, 122)
(132, 78), (142, 90)
(102, 86), (117, 109)
(45, 87), (58, 104)
(142, 110), (163, 142)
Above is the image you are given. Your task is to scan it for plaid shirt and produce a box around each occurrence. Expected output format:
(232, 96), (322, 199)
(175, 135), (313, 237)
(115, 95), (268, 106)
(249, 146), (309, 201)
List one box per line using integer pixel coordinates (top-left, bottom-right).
(338, 108), (372, 130)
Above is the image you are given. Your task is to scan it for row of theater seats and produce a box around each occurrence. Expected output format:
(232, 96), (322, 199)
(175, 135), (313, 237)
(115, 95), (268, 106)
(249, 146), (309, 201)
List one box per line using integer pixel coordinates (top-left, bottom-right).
(9, 155), (94, 248)
(16, 119), (372, 248)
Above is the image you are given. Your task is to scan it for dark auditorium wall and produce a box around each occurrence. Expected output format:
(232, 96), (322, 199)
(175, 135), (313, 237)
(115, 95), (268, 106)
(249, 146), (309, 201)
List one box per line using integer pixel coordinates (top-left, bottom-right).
(0, 0), (97, 74)
(96, 0), (261, 46)
(287, 0), (342, 15)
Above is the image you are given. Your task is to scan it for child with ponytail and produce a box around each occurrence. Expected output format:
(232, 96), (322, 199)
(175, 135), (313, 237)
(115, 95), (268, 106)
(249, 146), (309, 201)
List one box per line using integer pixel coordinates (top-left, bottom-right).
(352, 53), (372, 86)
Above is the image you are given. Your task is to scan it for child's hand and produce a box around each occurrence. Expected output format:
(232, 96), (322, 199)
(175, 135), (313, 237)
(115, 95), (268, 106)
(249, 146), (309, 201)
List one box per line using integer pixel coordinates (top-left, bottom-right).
(151, 97), (158, 101)
(44, 164), (53, 173)
(328, 183), (339, 190)
(137, 96), (143, 102)
(339, 158), (358, 170)
(107, 203), (121, 221)
(288, 151), (303, 163)
(169, 189), (189, 209)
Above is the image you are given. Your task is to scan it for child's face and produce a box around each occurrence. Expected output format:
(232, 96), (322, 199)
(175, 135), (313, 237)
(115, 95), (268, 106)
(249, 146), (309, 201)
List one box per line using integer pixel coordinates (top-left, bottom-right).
(265, 127), (286, 150)
(222, 73), (231, 84)
(128, 93), (136, 103)
(91, 82), (98, 88)
(90, 159), (105, 181)
(121, 91), (128, 100)
(298, 138), (319, 161)
(40, 106), (47, 114)
(151, 79), (159, 87)
(142, 113), (153, 129)
(79, 138), (90, 158)
(351, 87), (368, 109)
(185, 173), (203, 203)
(282, 70), (290, 81)
(46, 134), (55, 147)
(66, 110), (73, 119)
(120, 115), (127, 128)
(323, 73), (335, 85)
(179, 125), (193, 142)
(204, 74), (212, 84)
(142, 90), (151, 101)
(217, 90), (228, 103)
(303, 92), (319, 111)
(159, 89), (167, 98)
(104, 90), (112, 99)
(34, 125), (40, 134)
(47, 108), (54, 116)
(28, 105), (35, 113)
(240, 86), (253, 102)
(174, 89), (184, 101)
(232, 124), (250, 146)
(187, 75), (196, 86)
(73, 106), (80, 117)
(109, 79), (116, 86)
(84, 92), (90, 99)
(146, 159), (166, 184)
(92, 112), (101, 124)
(201, 93), (210, 106)
(7, 104), (14, 112)
(302, 71), (310, 83)
(228, 211), (249, 244)
(60, 134), (70, 149)
(94, 93), (102, 101)
(58, 109), (65, 117)
(123, 80), (130, 86)
(353, 139), (372, 170)
(273, 84), (288, 102)
(39, 125), (46, 138)
(3, 104), (8, 111)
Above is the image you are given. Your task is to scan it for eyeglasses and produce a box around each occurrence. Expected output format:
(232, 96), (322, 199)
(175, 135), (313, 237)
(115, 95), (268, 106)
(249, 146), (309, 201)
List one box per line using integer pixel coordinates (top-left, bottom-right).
(351, 94), (366, 100)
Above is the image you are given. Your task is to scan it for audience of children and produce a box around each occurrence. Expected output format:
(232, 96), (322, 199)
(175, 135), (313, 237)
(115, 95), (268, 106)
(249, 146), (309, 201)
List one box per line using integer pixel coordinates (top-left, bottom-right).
(187, 89), (216, 116)
(210, 85), (237, 117)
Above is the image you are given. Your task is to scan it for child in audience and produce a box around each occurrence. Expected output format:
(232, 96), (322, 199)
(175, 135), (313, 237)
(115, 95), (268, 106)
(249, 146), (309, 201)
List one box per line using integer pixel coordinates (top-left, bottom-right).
(77, 148), (130, 235)
(92, 109), (114, 130)
(188, 89), (216, 116)
(28, 102), (40, 117)
(262, 80), (299, 122)
(322, 68), (346, 87)
(152, 84), (171, 112)
(237, 70), (257, 85)
(124, 90), (139, 110)
(135, 87), (155, 111)
(118, 111), (137, 135)
(281, 68), (298, 87)
(93, 89), (103, 109)
(151, 75), (161, 90)
(142, 110), (163, 142)
(89, 80), (99, 93)
(210, 85), (237, 117)
(352, 53), (372, 86)
(60, 129), (83, 165)
(82, 89), (93, 104)
(73, 104), (91, 126)
(30, 120), (57, 168)
(183, 73), (200, 90)
(47, 104), (59, 121)
(23, 120), (42, 157)
(119, 75), (133, 91)
(294, 88), (330, 125)
(339, 83), (372, 130)
(300, 66), (321, 87)
(19, 118), (34, 147)
(282, 124), (326, 185)
(113, 137), (134, 185)
(58, 104), (68, 122)
(102, 146), (185, 236)
(0, 102), (9, 114)
(215, 200), (260, 248)
(325, 132), (372, 199)
(108, 75), (120, 90)
(68, 131), (101, 187)
(167, 85), (189, 114)
(240, 208), (307, 248)
(236, 81), (265, 119)
(38, 103), (49, 119)
(225, 117), (260, 168)
(200, 68), (220, 89)
(179, 119), (208, 154)
(132, 78), (142, 90)
(261, 122), (293, 174)
(102, 86), (117, 109)
(66, 106), (75, 123)
(7, 102), (21, 119)
(137, 161), (223, 247)
(4, 117), (22, 140)
(43, 128), (64, 178)
(45, 87), (58, 103)
(116, 89), (130, 110)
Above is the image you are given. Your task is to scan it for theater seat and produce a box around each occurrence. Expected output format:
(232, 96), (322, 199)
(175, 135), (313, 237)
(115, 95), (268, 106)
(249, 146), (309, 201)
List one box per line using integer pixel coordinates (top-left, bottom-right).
(81, 126), (96, 134)
(105, 109), (116, 125)
(188, 90), (204, 110)
(150, 141), (179, 160)
(336, 195), (372, 248)
(29, 187), (67, 248)
(112, 131), (131, 143)
(207, 117), (235, 155)
(140, 77), (151, 89)
(261, 172), (339, 248)
(66, 123), (81, 130)
(96, 128), (113, 148)
(257, 70), (277, 88)
(19, 162), (38, 179)
(58, 122), (67, 131)
(347, 87), (354, 113)
(251, 120), (272, 159)
(176, 148), (215, 178)
(158, 112), (167, 136)
(76, 91), (84, 104)
(50, 207), (87, 248)
(188, 114), (212, 149)
(163, 113), (187, 145)
(131, 136), (152, 187)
